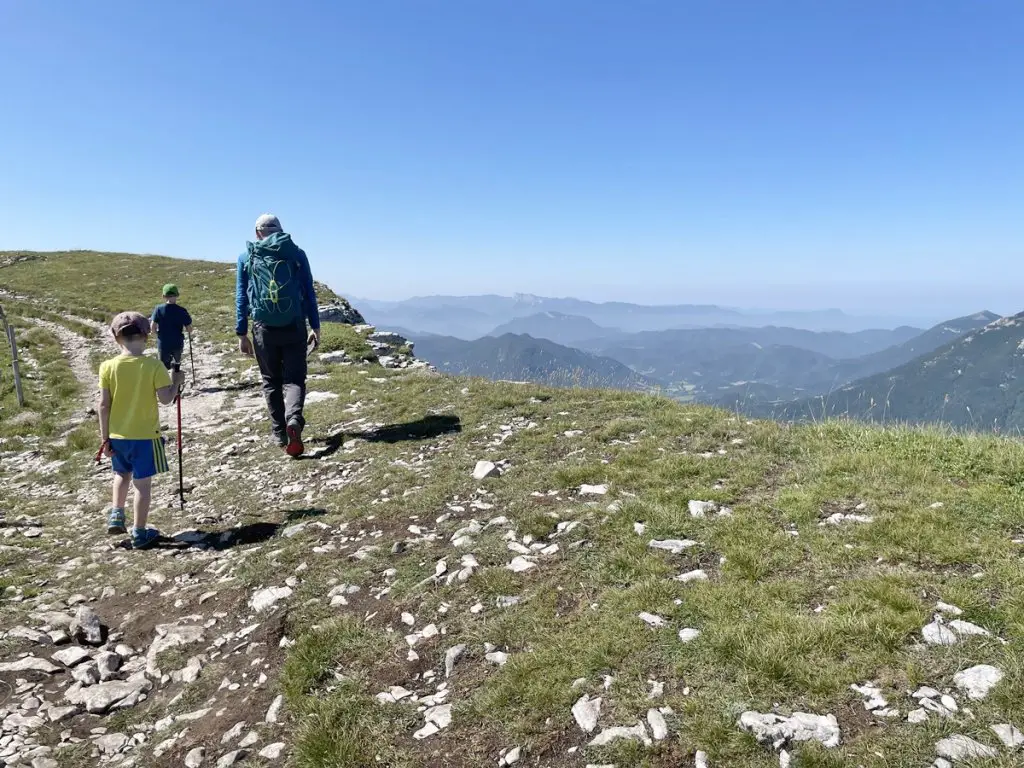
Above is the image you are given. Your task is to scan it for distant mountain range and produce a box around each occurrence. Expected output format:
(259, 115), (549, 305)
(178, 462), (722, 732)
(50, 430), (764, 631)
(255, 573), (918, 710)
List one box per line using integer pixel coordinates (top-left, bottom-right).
(355, 293), (930, 337)
(410, 333), (654, 391)
(766, 313), (1024, 430)
(488, 312), (616, 346)
(396, 308), (1010, 427)
(357, 293), (1020, 432)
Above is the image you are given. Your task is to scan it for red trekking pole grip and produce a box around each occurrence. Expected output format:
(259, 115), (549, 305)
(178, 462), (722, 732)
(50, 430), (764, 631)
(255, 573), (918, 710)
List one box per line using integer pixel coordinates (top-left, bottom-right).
(95, 439), (112, 464)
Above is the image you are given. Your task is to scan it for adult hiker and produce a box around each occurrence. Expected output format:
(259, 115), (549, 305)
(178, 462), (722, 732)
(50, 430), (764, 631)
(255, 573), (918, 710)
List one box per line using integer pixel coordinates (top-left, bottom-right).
(150, 283), (193, 370)
(235, 213), (321, 457)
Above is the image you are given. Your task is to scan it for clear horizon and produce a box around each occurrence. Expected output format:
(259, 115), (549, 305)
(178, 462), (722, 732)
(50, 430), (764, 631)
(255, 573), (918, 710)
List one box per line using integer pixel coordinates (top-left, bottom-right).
(2, 1), (1021, 321)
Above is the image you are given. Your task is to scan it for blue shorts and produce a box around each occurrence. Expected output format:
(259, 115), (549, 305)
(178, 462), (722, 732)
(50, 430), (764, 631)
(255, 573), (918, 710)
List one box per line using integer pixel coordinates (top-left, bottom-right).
(110, 438), (169, 480)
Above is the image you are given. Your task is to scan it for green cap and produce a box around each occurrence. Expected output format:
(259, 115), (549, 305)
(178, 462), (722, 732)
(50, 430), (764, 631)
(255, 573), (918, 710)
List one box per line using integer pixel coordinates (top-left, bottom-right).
(162, 283), (179, 297)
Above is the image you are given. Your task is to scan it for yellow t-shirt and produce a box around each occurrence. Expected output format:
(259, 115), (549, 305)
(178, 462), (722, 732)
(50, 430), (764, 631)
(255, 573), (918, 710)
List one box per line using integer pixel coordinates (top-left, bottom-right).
(98, 354), (172, 440)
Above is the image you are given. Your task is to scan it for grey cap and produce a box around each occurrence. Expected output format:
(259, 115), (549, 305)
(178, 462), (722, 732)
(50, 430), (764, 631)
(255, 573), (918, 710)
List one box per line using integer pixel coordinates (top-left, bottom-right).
(255, 213), (282, 233)
(110, 311), (150, 338)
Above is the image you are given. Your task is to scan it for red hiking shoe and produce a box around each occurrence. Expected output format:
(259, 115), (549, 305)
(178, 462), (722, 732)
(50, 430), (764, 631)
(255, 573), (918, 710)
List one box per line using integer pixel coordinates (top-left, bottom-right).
(285, 423), (304, 457)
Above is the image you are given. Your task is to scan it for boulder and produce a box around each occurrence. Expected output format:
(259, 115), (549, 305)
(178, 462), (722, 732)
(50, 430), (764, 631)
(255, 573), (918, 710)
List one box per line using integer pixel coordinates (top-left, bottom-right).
(319, 300), (365, 325)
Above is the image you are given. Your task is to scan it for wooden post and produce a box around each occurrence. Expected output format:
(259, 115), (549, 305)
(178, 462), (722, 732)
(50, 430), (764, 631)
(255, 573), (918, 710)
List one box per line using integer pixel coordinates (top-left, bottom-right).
(0, 305), (25, 407)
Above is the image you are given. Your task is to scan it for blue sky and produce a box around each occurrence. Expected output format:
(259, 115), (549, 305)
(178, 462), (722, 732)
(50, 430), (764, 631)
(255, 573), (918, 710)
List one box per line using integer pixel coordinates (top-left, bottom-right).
(1, 1), (1021, 318)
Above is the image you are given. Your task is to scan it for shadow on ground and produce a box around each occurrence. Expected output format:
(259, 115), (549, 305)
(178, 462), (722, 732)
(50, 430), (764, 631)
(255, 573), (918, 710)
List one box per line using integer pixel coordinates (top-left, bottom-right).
(192, 380), (261, 395)
(350, 414), (462, 443)
(166, 509), (327, 550)
(298, 414), (462, 461)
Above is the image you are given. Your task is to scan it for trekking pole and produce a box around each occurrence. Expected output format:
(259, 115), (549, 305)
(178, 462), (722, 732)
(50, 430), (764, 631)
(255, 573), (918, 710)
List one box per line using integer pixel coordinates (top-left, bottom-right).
(188, 335), (196, 388)
(173, 363), (185, 510)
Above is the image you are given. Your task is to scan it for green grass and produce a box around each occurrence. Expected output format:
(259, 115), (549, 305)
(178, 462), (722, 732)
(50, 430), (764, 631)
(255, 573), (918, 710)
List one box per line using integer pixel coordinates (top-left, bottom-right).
(0, 310), (82, 445)
(0, 250), (344, 343)
(2, 250), (1023, 767)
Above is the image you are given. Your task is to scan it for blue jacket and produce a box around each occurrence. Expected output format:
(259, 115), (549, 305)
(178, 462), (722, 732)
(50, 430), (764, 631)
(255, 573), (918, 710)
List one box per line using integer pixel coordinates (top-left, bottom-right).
(235, 239), (321, 336)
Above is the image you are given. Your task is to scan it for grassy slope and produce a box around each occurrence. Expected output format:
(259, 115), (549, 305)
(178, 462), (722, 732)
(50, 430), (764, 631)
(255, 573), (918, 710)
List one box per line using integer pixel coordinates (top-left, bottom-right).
(0, 249), (374, 361)
(0, 251), (1022, 767)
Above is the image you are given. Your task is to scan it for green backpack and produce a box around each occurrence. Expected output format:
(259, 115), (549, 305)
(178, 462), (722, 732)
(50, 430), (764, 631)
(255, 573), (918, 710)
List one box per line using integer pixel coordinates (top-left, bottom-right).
(245, 232), (306, 327)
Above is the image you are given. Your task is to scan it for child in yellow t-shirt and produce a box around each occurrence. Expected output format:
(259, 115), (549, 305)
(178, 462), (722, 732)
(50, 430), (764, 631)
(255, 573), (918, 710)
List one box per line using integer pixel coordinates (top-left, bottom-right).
(98, 312), (184, 549)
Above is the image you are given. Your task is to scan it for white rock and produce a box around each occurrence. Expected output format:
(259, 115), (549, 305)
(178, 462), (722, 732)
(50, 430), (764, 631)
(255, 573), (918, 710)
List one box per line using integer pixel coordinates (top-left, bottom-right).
(990, 723), (1024, 750)
(249, 586), (293, 612)
(738, 711), (840, 749)
(675, 569), (709, 584)
(305, 391), (339, 404)
(931, 760), (953, 768)
(589, 722), (651, 747)
(948, 619), (990, 638)
(953, 664), (1003, 700)
(445, 645), (467, 678)
(96, 733), (131, 755)
(920, 697), (957, 717)
(265, 695), (284, 723)
(913, 686), (942, 700)
(215, 751), (247, 768)
(64, 678), (152, 714)
(695, 750), (710, 768)
(95, 651), (122, 681)
(401, 612), (415, 626)
(501, 746), (522, 765)
(184, 747), (206, 767)
(507, 556), (537, 573)
(850, 682), (888, 711)
(579, 484), (609, 495)
(413, 722), (440, 740)
(426, 704), (452, 729)
(935, 735), (998, 760)
(0, 657), (62, 674)
(72, 662), (101, 686)
(922, 620), (958, 646)
(572, 695), (602, 733)
(70, 606), (104, 646)
(935, 601), (963, 616)
(52, 647), (92, 668)
(638, 612), (666, 628)
(678, 628), (701, 643)
(907, 708), (929, 724)
(633, 522), (646, 535)
(239, 732), (260, 749)
(647, 708), (669, 740)
(648, 539), (698, 554)
(48, 706), (78, 723)
(259, 743), (286, 760)
(472, 461), (500, 481)
(486, 651), (509, 666)
(688, 500), (717, 517)
(221, 721), (247, 744)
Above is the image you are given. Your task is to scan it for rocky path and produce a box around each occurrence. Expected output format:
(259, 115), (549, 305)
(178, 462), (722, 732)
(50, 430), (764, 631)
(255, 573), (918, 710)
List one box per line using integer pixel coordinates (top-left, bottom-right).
(24, 319), (100, 394)
(0, 321), (336, 767)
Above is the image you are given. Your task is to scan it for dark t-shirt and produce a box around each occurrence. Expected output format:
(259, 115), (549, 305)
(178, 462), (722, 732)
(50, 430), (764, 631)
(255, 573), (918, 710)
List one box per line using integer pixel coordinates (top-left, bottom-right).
(151, 303), (192, 348)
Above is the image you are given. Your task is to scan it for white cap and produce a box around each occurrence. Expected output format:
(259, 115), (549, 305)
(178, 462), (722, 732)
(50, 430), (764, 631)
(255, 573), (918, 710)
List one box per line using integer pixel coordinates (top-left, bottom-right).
(255, 213), (282, 233)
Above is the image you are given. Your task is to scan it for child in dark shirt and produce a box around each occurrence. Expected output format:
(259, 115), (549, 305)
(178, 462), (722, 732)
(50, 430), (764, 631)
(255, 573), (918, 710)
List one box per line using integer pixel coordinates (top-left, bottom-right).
(151, 283), (193, 370)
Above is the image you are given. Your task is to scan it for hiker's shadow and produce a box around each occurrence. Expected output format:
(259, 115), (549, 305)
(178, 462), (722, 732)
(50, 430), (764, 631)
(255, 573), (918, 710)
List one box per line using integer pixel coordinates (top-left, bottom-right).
(168, 522), (279, 550)
(299, 414), (462, 460)
(193, 381), (261, 395)
(168, 509), (328, 549)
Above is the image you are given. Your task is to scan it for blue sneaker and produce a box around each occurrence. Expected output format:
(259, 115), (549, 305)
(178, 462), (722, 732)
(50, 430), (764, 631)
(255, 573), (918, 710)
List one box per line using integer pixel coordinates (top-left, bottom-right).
(131, 528), (161, 550)
(107, 508), (127, 535)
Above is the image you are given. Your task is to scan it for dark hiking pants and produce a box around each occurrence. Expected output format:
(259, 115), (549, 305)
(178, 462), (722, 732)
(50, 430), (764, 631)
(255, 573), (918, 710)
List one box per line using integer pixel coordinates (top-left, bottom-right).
(252, 321), (307, 441)
(157, 344), (183, 370)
